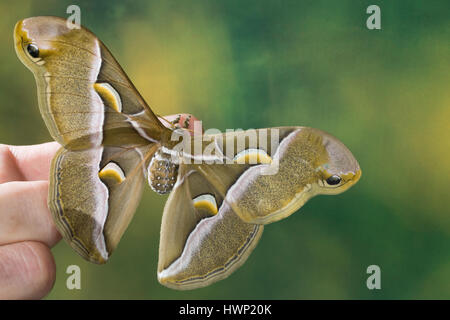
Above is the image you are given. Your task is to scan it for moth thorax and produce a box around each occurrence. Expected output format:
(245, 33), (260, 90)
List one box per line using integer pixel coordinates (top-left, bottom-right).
(148, 151), (178, 195)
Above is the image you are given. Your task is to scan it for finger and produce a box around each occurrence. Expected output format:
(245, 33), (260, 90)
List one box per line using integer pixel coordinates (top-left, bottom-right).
(0, 180), (61, 247)
(0, 241), (56, 299)
(0, 142), (60, 183)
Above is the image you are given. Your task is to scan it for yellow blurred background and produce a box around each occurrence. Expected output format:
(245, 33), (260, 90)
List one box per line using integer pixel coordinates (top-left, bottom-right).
(0, 0), (448, 299)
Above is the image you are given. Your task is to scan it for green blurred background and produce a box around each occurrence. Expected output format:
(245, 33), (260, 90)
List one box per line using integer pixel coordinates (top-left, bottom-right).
(0, 0), (448, 299)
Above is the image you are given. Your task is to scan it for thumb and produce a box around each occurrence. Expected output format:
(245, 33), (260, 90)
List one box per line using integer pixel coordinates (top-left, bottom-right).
(0, 241), (56, 299)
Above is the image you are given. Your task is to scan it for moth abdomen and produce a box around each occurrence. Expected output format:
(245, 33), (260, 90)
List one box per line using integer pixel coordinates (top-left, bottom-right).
(148, 151), (178, 194)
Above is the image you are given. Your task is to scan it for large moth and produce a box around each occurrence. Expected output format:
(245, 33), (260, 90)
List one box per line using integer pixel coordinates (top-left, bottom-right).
(14, 16), (361, 290)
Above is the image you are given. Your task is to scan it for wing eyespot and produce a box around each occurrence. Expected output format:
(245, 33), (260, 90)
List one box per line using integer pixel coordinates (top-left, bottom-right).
(26, 43), (39, 58)
(325, 175), (341, 186)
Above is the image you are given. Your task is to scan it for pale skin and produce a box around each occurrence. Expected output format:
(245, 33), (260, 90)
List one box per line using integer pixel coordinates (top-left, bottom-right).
(0, 114), (198, 299)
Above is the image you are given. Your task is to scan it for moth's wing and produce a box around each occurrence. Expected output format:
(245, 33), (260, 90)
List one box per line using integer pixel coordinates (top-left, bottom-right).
(192, 126), (360, 225)
(158, 162), (263, 290)
(49, 144), (155, 263)
(157, 127), (322, 288)
(213, 126), (319, 225)
(218, 127), (361, 224)
(14, 17), (169, 263)
(14, 16), (169, 150)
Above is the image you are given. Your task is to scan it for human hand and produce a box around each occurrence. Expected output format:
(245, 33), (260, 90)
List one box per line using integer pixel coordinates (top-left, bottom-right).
(0, 114), (199, 299)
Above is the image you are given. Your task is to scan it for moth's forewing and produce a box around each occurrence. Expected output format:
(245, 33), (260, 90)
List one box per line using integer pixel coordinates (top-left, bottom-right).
(14, 16), (170, 263)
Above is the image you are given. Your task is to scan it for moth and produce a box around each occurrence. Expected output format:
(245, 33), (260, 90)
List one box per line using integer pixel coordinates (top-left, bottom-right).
(14, 16), (361, 290)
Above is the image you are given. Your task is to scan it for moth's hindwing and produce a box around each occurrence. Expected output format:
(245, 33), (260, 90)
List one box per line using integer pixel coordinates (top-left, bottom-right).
(49, 144), (155, 263)
(158, 162), (263, 290)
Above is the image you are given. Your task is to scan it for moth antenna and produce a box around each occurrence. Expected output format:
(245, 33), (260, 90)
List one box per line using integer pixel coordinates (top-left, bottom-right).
(183, 115), (192, 129)
(172, 114), (182, 124)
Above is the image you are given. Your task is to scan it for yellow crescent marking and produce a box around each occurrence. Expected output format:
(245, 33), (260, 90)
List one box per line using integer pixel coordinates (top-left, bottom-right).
(192, 194), (218, 215)
(233, 148), (272, 165)
(99, 162), (125, 183)
(93, 82), (122, 112)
